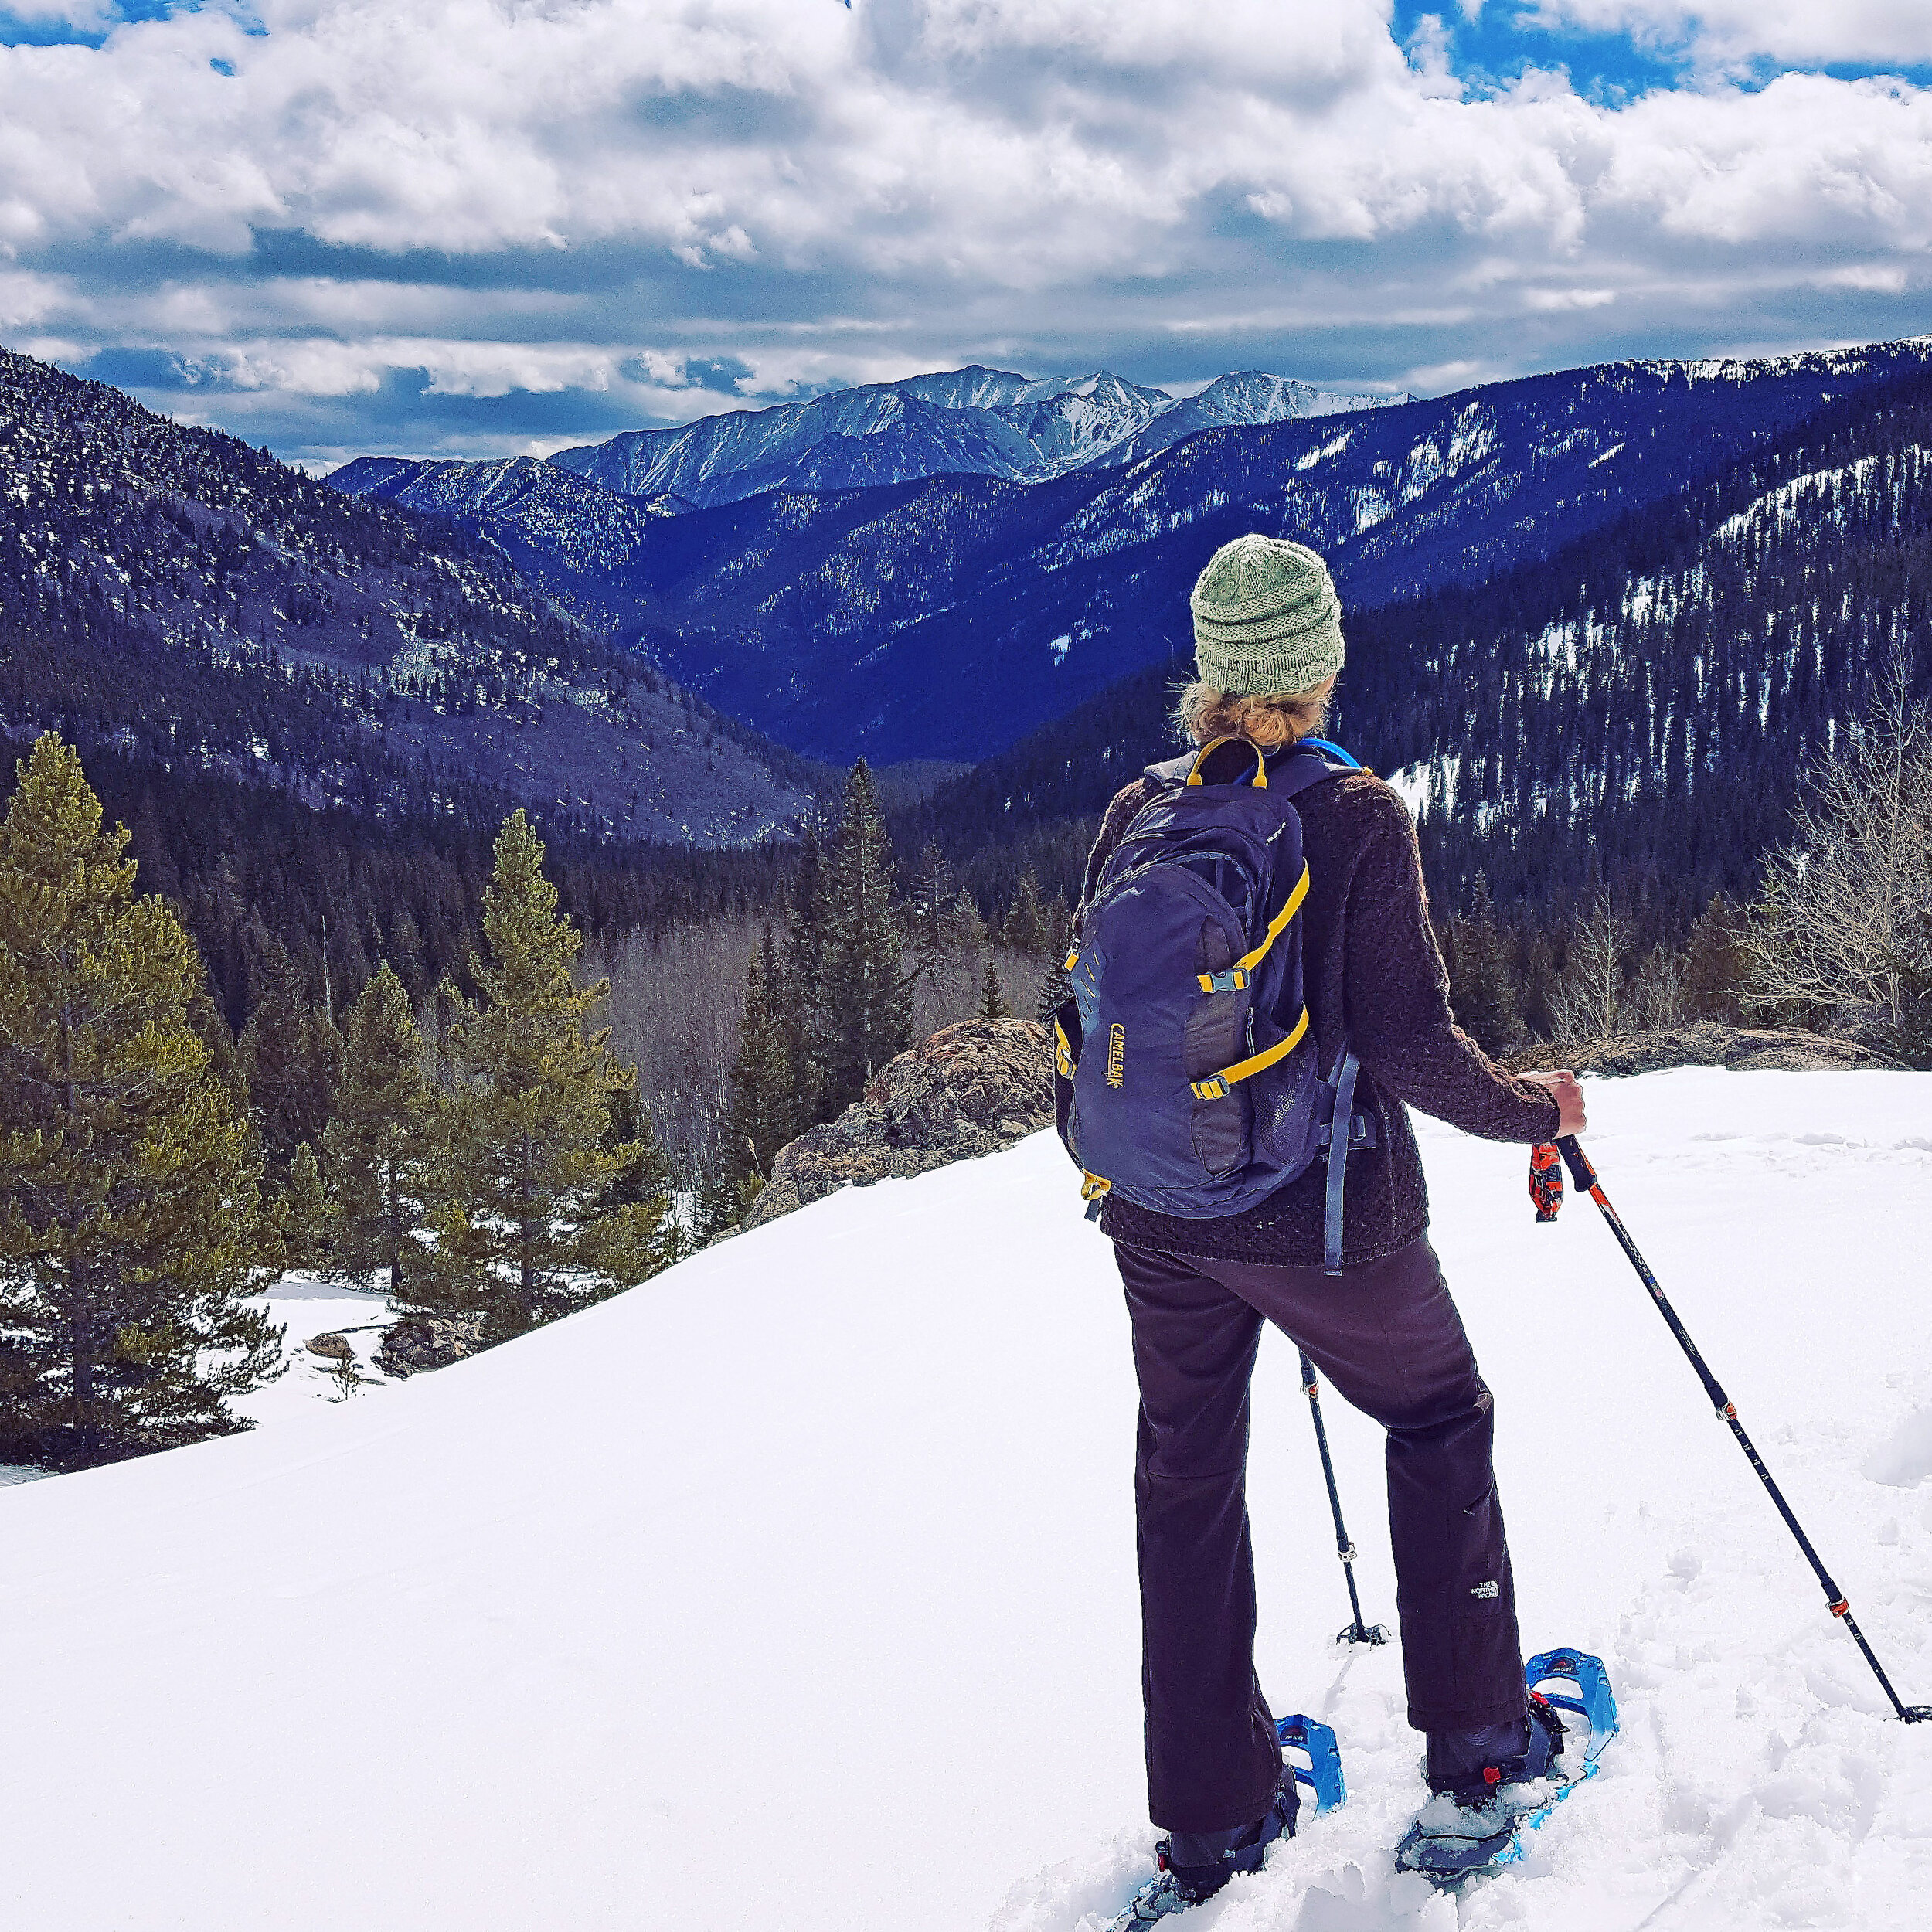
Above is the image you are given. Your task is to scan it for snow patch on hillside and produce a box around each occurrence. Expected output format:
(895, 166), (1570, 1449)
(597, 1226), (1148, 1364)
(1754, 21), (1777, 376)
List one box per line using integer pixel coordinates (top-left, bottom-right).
(1707, 453), (1892, 549)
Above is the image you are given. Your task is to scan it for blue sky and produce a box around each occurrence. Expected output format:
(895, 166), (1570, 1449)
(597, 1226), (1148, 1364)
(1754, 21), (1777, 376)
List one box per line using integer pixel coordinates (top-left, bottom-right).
(3, 2), (1931, 467)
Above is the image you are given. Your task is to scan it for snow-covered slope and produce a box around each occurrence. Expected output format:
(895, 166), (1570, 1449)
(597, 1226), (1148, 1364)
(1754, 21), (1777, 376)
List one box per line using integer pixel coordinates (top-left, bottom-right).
(5, 1070), (1931, 1931)
(1097, 371), (1404, 470)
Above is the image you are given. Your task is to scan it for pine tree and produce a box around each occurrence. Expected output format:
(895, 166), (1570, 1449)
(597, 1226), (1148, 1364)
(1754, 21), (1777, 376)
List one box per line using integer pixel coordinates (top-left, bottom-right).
(0, 734), (281, 1468)
(945, 886), (987, 952)
(596, 1079), (681, 1266)
(780, 822), (828, 1126)
(284, 1141), (332, 1274)
(908, 842), (955, 971)
(414, 811), (669, 1342)
(321, 961), (437, 1298)
(1445, 876), (1522, 1056)
(1036, 951), (1074, 1023)
(1043, 895), (1073, 968)
(1516, 928), (1558, 1041)
(726, 931), (796, 1188)
(812, 763), (913, 1112)
(240, 942), (340, 1182)
(190, 986), (250, 1116)
(1683, 893), (1751, 1024)
(977, 958), (1009, 1019)
(1004, 868), (1049, 957)
(690, 1151), (748, 1245)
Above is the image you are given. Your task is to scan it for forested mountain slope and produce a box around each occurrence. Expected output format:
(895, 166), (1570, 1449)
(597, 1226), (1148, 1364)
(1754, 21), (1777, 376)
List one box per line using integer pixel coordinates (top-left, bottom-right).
(329, 452), (692, 645)
(905, 366), (1932, 944)
(0, 349), (814, 846)
(338, 342), (1932, 765)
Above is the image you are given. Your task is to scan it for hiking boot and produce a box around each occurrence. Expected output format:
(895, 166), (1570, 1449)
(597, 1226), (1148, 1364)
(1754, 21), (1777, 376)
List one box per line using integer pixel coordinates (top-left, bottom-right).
(1109, 1774), (1298, 1927)
(1424, 1692), (1569, 1808)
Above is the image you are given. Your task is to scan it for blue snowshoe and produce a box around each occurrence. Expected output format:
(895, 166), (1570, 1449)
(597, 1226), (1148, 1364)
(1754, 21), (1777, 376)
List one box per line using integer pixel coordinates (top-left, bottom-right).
(1394, 1648), (1617, 1886)
(1107, 1716), (1341, 1928)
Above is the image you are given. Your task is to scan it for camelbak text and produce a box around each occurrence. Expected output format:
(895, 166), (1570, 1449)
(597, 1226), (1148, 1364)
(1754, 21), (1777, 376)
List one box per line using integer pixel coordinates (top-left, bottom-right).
(1107, 1024), (1125, 1088)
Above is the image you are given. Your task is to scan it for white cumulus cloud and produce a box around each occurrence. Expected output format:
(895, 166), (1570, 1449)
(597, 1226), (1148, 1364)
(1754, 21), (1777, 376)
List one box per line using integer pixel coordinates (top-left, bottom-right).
(1521, 3), (1932, 70)
(2, 0), (1929, 459)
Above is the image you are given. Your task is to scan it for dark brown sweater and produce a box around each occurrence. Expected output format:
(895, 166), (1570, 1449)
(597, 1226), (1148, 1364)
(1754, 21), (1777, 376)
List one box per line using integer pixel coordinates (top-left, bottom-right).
(1075, 767), (1561, 1266)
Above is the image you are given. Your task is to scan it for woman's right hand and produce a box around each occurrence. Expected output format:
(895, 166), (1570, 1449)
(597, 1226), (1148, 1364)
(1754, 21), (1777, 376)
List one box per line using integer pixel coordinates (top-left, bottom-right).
(1522, 1069), (1587, 1138)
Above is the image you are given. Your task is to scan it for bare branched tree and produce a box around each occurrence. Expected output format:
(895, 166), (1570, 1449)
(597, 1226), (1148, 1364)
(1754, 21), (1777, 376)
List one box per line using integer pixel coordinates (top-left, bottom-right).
(1632, 946), (1691, 1031)
(1548, 896), (1634, 1044)
(1752, 657), (1932, 1040)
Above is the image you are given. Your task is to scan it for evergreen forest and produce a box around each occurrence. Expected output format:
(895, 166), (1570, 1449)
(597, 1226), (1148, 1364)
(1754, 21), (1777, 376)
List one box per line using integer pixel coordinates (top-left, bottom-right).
(5, 345), (1932, 1473)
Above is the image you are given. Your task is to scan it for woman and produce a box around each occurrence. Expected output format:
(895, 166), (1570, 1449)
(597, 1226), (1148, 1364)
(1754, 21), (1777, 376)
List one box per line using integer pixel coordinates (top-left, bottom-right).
(1079, 533), (1586, 1916)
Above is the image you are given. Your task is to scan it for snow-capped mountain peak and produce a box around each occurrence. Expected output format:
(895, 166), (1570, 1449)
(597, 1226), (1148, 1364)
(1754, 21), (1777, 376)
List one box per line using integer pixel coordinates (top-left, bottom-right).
(542, 363), (1400, 508)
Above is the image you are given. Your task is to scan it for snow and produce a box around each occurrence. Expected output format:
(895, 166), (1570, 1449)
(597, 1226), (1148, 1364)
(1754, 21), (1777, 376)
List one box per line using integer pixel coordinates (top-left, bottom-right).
(4, 1071), (1932, 1930)
(230, 1272), (399, 1425)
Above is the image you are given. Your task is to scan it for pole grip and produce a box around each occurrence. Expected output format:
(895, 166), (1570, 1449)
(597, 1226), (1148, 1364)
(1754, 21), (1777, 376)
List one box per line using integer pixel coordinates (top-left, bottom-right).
(1556, 1135), (1597, 1192)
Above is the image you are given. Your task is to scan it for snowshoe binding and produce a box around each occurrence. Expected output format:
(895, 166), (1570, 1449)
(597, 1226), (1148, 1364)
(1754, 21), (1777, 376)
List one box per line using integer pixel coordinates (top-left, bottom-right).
(1394, 1648), (1617, 1886)
(1107, 1715), (1340, 1929)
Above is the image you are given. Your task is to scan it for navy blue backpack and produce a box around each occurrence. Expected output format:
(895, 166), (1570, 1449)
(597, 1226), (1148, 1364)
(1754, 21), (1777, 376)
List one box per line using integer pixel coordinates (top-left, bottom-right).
(1053, 734), (1373, 1272)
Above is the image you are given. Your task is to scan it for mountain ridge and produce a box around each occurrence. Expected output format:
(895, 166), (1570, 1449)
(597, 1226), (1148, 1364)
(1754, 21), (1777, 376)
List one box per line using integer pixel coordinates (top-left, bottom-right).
(425, 339), (1932, 766)
(543, 362), (1400, 507)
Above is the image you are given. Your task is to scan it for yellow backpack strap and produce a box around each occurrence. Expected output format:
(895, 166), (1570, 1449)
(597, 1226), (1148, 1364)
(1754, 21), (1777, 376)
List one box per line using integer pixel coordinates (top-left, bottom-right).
(1185, 736), (1267, 790)
(1236, 862), (1310, 972)
(1196, 862), (1311, 994)
(1190, 1007), (1311, 1100)
(1053, 1017), (1077, 1080)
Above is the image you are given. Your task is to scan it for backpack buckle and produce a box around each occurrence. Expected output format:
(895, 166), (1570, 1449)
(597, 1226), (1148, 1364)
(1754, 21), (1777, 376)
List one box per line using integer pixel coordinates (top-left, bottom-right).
(1191, 1076), (1230, 1100)
(1196, 968), (1250, 994)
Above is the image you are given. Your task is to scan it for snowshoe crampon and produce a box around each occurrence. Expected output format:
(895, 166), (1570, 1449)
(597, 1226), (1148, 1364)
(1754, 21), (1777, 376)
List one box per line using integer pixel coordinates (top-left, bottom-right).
(1277, 1713), (1345, 1815)
(1393, 1648), (1617, 1886)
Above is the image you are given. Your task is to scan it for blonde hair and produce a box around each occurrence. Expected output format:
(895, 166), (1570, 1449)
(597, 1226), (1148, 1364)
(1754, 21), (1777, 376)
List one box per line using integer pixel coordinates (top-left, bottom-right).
(1174, 678), (1332, 750)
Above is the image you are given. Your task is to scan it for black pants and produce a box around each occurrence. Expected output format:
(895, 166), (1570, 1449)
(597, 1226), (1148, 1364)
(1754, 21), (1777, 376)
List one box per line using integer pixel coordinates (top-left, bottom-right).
(1114, 1236), (1526, 1834)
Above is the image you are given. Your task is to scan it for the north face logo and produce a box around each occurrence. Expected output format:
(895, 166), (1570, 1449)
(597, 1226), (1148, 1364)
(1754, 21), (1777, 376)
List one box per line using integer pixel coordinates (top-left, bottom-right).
(1107, 1024), (1125, 1088)
(1471, 1580), (1500, 1600)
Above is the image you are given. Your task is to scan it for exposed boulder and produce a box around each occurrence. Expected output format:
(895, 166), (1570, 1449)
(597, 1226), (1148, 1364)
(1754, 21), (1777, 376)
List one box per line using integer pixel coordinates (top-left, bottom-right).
(1511, 1022), (1895, 1077)
(375, 1313), (486, 1379)
(743, 1018), (1055, 1231)
(304, 1332), (353, 1362)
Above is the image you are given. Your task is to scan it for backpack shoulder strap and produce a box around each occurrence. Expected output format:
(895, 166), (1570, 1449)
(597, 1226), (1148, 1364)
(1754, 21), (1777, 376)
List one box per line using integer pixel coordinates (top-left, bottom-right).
(1145, 736), (1362, 793)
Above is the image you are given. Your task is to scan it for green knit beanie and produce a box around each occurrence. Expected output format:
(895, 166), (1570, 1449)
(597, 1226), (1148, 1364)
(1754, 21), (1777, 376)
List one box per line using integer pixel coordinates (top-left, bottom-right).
(1189, 534), (1345, 696)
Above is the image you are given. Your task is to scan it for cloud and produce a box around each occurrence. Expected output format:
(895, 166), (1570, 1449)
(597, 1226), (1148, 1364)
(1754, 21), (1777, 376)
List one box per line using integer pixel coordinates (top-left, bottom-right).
(1519, 4), (1932, 71)
(2, 1), (1930, 460)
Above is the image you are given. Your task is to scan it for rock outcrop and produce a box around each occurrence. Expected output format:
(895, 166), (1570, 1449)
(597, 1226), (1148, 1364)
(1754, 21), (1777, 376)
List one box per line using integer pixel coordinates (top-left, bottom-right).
(375, 1313), (487, 1379)
(1511, 1022), (1895, 1077)
(742, 1018), (1055, 1231)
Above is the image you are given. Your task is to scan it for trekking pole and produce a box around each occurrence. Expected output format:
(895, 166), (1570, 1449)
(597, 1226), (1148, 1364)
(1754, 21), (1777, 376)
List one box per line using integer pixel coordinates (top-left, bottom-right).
(1297, 1348), (1391, 1647)
(1543, 1136), (1931, 1723)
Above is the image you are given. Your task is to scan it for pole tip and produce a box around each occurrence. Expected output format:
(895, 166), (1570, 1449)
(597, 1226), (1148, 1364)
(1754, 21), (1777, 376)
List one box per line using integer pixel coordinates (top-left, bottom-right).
(1903, 1706), (1932, 1723)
